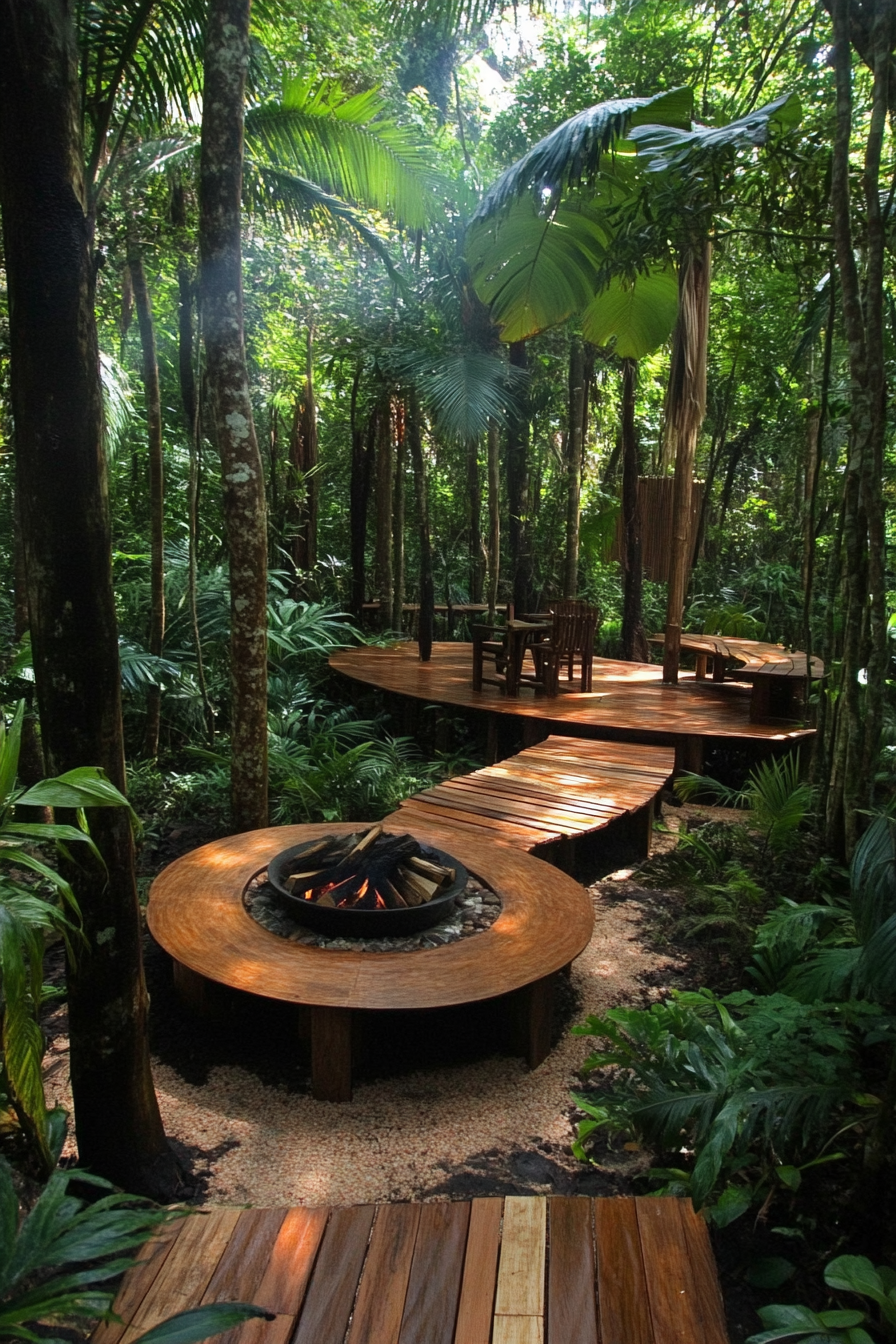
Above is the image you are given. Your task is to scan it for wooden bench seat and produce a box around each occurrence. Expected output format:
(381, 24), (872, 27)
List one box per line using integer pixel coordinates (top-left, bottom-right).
(389, 736), (674, 870)
(92, 1195), (729, 1344)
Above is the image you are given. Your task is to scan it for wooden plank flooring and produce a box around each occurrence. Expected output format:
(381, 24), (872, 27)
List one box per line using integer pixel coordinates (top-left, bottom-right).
(390, 735), (674, 855)
(96, 1197), (729, 1344)
(331, 642), (814, 745)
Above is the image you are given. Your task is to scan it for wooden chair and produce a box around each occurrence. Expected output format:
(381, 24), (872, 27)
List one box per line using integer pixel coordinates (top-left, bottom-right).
(524, 600), (600, 695)
(472, 620), (551, 696)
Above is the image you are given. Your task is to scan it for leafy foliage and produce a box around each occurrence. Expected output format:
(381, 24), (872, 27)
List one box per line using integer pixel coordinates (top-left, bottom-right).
(747, 1253), (896, 1343)
(572, 989), (871, 1220)
(0, 1159), (267, 1344)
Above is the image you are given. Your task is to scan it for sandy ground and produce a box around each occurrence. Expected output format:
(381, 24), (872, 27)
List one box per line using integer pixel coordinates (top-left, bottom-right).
(42, 807), (727, 1208)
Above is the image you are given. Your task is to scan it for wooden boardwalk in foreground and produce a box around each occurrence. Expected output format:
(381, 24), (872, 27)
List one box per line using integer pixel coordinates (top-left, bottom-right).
(93, 1196), (729, 1344)
(331, 644), (814, 772)
(391, 735), (674, 860)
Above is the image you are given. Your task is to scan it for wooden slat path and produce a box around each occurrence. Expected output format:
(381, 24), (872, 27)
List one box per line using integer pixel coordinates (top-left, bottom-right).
(93, 1196), (729, 1344)
(390, 735), (674, 857)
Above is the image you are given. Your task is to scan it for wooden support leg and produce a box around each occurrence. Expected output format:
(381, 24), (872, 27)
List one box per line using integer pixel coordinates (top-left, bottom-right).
(524, 973), (555, 1069)
(486, 713), (499, 765)
(521, 719), (548, 749)
(173, 960), (218, 1018)
(675, 734), (704, 776)
(695, 653), (707, 680)
(311, 1005), (353, 1102)
(633, 800), (654, 859)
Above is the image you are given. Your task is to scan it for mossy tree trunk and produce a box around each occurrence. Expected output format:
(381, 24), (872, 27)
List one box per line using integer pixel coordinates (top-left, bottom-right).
(199, 0), (268, 831)
(0, 0), (177, 1197)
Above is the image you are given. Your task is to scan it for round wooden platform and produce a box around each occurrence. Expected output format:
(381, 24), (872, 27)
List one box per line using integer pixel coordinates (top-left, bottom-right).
(147, 823), (594, 1099)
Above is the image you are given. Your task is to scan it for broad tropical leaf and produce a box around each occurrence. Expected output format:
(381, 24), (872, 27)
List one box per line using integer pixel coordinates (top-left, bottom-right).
(582, 265), (679, 358)
(468, 193), (615, 342)
(629, 92), (802, 172)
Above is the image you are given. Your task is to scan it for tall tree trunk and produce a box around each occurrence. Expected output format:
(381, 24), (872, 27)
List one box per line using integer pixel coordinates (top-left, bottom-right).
(486, 419), (501, 623)
(564, 338), (586, 597)
(127, 243), (165, 760)
(824, 0), (892, 857)
(289, 326), (318, 585)
(349, 367), (373, 620)
(467, 438), (483, 603)
(802, 277), (835, 691)
(507, 340), (532, 613)
(392, 401), (405, 631)
(0, 0), (176, 1196)
(199, 0), (268, 832)
(620, 358), (648, 661)
(374, 395), (394, 630)
(662, 241), (712, 683)
(408, 394), (434, 661)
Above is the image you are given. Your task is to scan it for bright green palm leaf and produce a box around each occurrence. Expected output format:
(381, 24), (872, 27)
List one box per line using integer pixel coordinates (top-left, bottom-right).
(0, 702), (24, 815)
(246, 78), (445, 229)
(133, 1304), (271, 1344)
(582, 265), (679, 358)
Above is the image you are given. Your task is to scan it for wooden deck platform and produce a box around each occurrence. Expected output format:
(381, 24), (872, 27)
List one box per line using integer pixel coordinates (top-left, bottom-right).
(390, 736), (674, 867)
(93, 1196), (729, 1344)
(330, 643), (814, 774)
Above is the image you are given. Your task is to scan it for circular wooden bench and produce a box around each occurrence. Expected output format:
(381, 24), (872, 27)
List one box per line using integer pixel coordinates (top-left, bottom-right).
(147, 823), (594, 1101)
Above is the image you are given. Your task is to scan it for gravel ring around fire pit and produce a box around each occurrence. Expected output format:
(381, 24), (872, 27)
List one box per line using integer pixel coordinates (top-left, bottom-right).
(244, 871), (502, 951)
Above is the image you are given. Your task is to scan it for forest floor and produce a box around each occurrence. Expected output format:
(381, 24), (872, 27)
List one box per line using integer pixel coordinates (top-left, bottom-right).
(38, 801), (804, 1343)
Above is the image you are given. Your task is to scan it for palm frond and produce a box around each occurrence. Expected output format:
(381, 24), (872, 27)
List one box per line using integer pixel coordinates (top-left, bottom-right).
(629, 92), (801, 173)
(245, 78), (446, 229)
(472, 88), (693, 221)
(392, 350), (528, 439)
(245, 165), (404, 281)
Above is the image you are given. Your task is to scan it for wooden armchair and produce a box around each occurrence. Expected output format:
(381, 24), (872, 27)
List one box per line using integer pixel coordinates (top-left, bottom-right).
(524, 600), (601, 695)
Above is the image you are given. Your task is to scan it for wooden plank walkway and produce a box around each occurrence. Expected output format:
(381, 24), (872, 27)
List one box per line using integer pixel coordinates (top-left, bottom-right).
(93, 1196), (729, 1344)
(390, 735), (674, 860)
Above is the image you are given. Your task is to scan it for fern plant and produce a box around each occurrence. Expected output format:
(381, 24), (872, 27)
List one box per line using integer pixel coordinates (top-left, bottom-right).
(571, 989), (872, 1222)
(674, 754), (815, 856)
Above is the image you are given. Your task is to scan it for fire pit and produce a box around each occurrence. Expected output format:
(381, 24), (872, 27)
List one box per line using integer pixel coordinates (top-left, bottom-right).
(267, 825), (467, 937)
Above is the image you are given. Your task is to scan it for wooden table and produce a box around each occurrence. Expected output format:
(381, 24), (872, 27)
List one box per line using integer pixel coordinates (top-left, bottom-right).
(147, 824), (594, 1103)
(471, 620), (550, 696)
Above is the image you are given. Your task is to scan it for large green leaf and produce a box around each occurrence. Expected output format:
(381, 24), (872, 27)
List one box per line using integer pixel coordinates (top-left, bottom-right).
(392, 351), (527, 439)
(472, 87), (693, 220)
(467, 192), (615, 342)
(582, 265), (679, 358)
(134, 1303), (271, 1344)
(0, 703), (24, 816)
(629, 92), (802, 172)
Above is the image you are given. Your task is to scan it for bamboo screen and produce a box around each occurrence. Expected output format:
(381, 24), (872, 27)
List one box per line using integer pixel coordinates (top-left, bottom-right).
(610, 477), (704, 582)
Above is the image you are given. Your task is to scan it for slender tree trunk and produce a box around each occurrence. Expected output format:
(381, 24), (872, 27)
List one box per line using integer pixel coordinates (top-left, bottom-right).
(289, 326), (318, 586)
(662, 241), (712, 683)
(392, 401), (405, 631)
(349, 367), (373, 620)
(408, 394), (434, 661)
(127, 243), (165, 759)
(0, 0), (177, 1196)
(620, 358), (648, 661)
(486, 419), (501, 622)
(507, 340), (533, 612)
(467, 438), (483, 603)
(564, 338), (586, 597)
(375, 395), (395, 630)
(824, 0), (892, 856)
(200, 0), (268, 832)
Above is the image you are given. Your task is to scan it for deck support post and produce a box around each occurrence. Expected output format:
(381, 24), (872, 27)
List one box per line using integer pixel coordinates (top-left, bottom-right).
(172, 961), (221, 1019)
(508, 972), (556, 1069)
(675, 734), (704, 776)
(311, 1005), (353, 1102)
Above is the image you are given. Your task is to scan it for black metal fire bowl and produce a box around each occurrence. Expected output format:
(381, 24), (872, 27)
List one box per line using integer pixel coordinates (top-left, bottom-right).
(266, 834), (469, 938)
